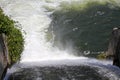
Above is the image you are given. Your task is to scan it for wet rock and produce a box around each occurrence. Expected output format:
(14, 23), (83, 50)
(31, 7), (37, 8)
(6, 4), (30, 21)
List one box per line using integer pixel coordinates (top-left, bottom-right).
(106, 28), (120, 67)
(0, 34), (9, 79)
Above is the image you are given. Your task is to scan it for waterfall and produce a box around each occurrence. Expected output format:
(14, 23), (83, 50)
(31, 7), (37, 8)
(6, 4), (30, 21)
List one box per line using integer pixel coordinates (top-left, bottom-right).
(0, 0), (83, 62)
(1, 0), (120, 80)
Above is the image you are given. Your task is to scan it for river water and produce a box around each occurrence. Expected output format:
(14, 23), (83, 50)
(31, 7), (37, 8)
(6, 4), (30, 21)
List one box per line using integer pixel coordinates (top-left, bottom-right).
(0, 0), (120, 80)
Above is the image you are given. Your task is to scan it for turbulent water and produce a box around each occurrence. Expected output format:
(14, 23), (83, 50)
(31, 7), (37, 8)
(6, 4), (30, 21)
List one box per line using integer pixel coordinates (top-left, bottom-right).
(3, 59), (120, 80)
(0, 0), (120, 80)
(0, 0), (80, 62)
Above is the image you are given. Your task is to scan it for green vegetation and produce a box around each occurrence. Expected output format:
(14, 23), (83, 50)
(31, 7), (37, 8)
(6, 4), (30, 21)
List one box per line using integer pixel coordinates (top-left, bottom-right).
(48, 0), (120, 55)
(97, 52), (107, 59)
(0, 8), (24, 64)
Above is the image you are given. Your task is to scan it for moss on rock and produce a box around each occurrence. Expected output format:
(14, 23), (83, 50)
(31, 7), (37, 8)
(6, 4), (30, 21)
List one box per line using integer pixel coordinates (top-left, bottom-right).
(0, 8), (24, 64)
(97, 52), (107, 60)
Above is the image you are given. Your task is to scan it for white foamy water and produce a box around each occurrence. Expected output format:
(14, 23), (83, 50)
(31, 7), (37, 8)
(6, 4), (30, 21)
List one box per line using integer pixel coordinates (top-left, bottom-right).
(1, 1), (120, 80)
(0, 0), (84, 62)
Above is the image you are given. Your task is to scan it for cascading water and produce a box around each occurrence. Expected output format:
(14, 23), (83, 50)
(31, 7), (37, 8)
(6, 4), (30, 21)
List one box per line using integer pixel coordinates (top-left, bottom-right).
(0, 0), (120, 80)
(0, 0), (81, 62)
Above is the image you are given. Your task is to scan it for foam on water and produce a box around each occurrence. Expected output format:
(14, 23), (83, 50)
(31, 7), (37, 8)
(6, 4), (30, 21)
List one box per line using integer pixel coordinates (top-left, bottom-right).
(0, 0), (120, 62)
(0, 0), (82, 62)
(0, 0), (119, 63)
(5, 58), (120, 80)
(1, 0), (120, 79)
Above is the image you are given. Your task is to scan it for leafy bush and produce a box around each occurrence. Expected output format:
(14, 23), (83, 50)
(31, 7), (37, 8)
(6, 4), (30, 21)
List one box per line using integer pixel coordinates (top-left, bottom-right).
(0, 8), (24, 64)
(97, 52), (107, 59)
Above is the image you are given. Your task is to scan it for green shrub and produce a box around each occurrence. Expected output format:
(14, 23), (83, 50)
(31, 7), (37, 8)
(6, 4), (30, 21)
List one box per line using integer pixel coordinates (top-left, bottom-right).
(97, 52), (107, 59)
(0, 8), (24, 64)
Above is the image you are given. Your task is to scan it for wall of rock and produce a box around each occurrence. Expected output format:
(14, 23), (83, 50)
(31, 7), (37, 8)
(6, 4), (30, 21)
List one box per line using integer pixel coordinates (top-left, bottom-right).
(0, 34), (9, 79)
(106, 28), (120, 67)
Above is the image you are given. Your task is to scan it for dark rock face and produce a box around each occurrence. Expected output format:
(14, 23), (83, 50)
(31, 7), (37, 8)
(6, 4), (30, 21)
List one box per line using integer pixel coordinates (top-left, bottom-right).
(113, 28), (120, 67)
(0, 34), (9, 80)
(107, 28), (120, 57)
(106, 28), (120, 67)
